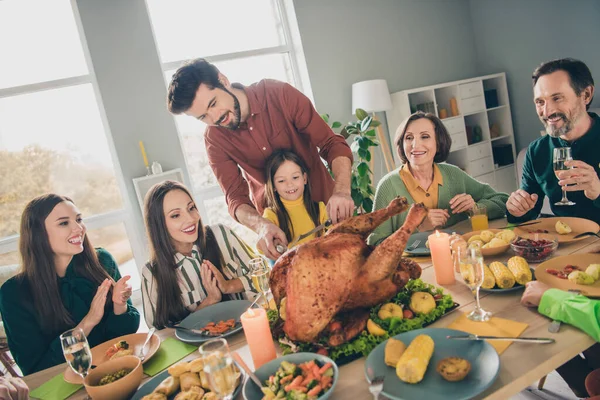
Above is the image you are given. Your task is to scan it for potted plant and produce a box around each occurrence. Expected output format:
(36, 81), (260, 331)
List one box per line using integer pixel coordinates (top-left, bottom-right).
(322, 108), (381, 214)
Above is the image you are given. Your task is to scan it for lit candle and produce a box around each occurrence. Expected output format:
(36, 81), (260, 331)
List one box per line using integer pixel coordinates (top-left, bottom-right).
(240, 307), (276, 369)
(428, 230), (455, 285)
(139, 141), (149, 168)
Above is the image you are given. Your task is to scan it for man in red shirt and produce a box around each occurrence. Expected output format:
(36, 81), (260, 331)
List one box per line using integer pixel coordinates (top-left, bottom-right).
(167, 59), (354, 259)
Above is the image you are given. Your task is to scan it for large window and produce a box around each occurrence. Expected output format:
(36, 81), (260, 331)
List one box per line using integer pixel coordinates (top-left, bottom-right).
(147, 0), (310, 246)
(0, 0), (140, 287)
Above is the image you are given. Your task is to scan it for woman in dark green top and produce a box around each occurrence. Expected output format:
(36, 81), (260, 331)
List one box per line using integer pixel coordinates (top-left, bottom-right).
(0, 194), (140, 375)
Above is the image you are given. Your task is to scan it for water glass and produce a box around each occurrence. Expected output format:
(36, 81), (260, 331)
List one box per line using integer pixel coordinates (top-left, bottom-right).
(199, 338), (237, 399)
(60, 327), (93, 379)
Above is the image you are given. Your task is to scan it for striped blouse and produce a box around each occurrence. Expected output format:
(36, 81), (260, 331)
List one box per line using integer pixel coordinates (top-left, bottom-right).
(141, 224), (259, 328)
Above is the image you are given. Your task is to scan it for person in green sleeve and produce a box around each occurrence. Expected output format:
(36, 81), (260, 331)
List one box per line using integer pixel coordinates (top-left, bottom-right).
(0, 194), (140, 375)
(367, 111), (508, 245)
(507, 58), (600, 225)
(521, 281), (600, 397)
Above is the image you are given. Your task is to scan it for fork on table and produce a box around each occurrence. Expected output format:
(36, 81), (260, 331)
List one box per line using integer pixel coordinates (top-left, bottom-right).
(368, 375), (384, 400)
(407, 240), (421, 251)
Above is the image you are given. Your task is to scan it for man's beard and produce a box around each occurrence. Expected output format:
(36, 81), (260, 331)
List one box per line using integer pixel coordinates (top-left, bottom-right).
(216, 87), (242, 130)
(542, 105), (584, 138)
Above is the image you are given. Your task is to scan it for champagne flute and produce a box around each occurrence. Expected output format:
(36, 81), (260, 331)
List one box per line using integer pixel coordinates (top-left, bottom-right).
(458, 247), (492, 322)
(553, 147), (575, 206)
(200, 338), (237, 400)
(61, 327), (93, 379)
(249, 257), (270, 309)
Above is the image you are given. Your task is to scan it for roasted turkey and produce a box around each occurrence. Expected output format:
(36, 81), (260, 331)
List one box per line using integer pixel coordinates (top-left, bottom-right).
(269, 197), (428, 346)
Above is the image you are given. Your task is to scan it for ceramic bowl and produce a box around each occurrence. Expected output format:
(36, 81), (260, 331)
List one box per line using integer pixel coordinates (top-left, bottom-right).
(83, 355), (143, 400)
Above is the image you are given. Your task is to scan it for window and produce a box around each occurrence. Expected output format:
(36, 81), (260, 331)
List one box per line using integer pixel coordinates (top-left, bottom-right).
(0, 0), (141, 288)
(147, 0), (311, 246)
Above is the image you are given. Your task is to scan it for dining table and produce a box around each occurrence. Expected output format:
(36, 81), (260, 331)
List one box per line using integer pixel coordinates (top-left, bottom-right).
(23, 217), (600, 400)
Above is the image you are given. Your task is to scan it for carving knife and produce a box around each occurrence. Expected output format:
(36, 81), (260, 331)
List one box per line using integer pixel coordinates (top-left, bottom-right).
(277, 219), (332, 252)
(446, 334), (554, 344)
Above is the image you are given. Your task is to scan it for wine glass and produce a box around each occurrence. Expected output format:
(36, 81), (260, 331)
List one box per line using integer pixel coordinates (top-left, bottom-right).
(553, 147), (576, 206)
(249, 257), (271, 309)
(60, 327), (93, 379)
(199, 338), (237, 400)
(458, 247), (492, 322)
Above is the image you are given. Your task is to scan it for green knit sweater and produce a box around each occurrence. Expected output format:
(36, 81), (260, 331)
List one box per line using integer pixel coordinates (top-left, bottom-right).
(367, 163), (509, 245)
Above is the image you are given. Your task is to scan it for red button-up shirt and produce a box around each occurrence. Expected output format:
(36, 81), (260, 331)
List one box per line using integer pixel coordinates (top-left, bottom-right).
(205, 79), (353, 219)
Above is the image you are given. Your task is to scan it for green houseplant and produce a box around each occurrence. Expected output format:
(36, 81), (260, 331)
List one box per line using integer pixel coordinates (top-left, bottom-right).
(322, 108), (381, 214)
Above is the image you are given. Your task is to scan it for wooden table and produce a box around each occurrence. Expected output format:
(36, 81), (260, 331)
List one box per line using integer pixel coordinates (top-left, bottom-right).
(23, 219), (600, 400)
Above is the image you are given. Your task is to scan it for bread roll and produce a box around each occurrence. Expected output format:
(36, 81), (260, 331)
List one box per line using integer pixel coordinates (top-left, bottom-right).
(384, 338), (406, 367)
(154, 376), (179, 396)
(168, 362), (191, 377)
(180, 372), (202, 392)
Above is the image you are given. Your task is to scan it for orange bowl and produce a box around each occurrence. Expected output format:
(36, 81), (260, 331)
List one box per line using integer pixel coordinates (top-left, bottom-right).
(84, 355), (143, 400)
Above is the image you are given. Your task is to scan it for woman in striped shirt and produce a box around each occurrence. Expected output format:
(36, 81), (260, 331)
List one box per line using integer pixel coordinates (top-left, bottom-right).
(141, 180), (258, 329)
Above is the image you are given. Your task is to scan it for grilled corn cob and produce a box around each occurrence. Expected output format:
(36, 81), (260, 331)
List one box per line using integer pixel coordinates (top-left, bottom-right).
(482, 263), (496, 289)
(489, 261), (515, 289)
(507, 256), (532, 285)
(396, 334), (435, 384)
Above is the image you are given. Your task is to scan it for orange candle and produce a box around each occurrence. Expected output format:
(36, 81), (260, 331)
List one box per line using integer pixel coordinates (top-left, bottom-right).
(240, 307), (276, 369)
(428, 231), (455, 285)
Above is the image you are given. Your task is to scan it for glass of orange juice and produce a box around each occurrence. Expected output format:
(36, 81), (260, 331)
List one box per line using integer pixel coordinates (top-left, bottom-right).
(469, 204), (489, 231)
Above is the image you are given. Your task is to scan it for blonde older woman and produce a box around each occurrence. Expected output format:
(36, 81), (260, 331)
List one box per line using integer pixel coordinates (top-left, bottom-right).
(368, 112), (508, 245)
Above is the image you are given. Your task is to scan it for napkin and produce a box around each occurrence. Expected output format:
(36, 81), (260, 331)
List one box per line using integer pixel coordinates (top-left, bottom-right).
(29, 373), (82, 400)
(143, 337), (198, 376)
(448, 313), (528, 354)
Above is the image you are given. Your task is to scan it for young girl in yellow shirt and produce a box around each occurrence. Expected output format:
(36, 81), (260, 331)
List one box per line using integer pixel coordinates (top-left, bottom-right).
(263, 149), (329, 248)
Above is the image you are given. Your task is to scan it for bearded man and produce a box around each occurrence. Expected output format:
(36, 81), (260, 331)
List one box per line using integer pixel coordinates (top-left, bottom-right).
(166, 59), (354, 260)
(507, 58), (600, 224)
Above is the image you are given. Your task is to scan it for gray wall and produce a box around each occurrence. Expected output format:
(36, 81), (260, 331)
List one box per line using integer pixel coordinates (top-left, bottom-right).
(293, 0), (480, 179)
(77, 0), (190, 254)
(293, 0), (479, 122)
(469, 0), (600, 151)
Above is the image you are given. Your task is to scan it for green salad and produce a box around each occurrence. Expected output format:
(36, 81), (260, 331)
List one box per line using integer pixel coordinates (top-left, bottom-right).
(272, 279), (455, 361)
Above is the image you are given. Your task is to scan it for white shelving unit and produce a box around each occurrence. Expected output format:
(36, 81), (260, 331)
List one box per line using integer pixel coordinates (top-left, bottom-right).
(385, 73), (518, 195)
(132, 168), (185, 215)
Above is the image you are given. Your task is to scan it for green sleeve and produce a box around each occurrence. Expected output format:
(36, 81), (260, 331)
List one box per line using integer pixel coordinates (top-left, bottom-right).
(96, 248), (140, 337)
(538, 288), (600, 342)
(367, 171), (406, 246)
(0, 278), (65, 375)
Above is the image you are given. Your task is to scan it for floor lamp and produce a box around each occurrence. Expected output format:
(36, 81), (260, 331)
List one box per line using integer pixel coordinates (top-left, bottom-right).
(351, 79), (395, 173)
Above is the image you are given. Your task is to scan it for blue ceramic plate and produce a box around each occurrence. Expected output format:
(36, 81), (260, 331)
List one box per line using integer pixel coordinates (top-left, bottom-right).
(243, 352), (339, 400)
(131, 361), (244, 400)
(480, 267), (536, 293)
(175, 300), (251, 343)
(364, 327), (500, 400)
(404, 229), (454, 256)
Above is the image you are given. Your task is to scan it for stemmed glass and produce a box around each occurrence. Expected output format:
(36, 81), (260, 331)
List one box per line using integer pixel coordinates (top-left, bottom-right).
(199, 338), (237, 400)
(249, 257), (271, 309)
(457, 246), (492, 322)
(60, 327), (93, 379)
(553, 147), (576, 206)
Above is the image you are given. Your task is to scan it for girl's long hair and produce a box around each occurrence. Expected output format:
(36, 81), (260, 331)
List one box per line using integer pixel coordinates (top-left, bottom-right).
(144, 180), (224, 328)
(263, 149), (321, 242)
(18, 194), (112, 334)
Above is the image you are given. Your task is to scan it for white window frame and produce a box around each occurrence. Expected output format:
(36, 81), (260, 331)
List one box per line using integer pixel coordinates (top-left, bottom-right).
(0, 0), (146, 269)
(150, 0), (314, 223)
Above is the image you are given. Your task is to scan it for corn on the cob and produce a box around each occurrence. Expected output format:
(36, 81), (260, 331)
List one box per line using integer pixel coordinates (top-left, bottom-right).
(489, 261), (515, 289)
(507, 256), (532, 285)
(396, 334), (435, 383)
(482, 264), (496, 289)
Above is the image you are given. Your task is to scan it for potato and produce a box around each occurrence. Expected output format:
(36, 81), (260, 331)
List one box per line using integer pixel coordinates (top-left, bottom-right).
(468, 235), (482, 244)
(495, 230), (516, 243)
(555, 220), (572, 235)
(586, 264), (600, 281)
(468, 240), (484, 249)
(480, 230), (494, 243)
(488, 238), (508, 248)
(568, 271), (595, 285)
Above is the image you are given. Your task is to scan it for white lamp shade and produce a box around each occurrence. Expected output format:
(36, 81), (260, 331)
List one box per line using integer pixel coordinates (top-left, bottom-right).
(351, 79), (393, 114)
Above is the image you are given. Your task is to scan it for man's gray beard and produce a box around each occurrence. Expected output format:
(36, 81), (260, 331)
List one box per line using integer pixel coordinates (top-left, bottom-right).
(545, 119), (573, 138)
